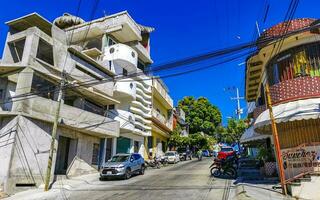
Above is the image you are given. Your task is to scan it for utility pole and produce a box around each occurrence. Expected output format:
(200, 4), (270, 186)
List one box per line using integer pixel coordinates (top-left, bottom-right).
(44, 71), (66, 191)
(265, 84), (287, 195)
(230, 87), (244, 119)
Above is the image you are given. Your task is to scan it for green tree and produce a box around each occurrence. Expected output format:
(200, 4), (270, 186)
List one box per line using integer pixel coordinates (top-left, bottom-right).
(178, 96), (222, 136)
(224, 118), (247, 143)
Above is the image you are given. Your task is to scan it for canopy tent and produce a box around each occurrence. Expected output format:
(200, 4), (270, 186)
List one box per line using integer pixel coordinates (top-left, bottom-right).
(254, 98), (320, 129)
(240, 126), (269, 143)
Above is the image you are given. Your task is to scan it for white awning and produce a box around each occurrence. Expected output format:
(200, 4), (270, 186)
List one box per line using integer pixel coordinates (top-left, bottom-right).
(240, 126), (269, 143)
(254, 98), (320, 129)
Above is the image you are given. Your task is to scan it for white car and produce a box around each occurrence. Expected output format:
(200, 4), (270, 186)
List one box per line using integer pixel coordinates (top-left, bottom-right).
(165, 151), (180, 164)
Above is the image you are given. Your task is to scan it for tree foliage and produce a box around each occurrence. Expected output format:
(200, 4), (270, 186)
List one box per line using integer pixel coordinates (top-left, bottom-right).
(178, 96), (222, 136)
(223, 118), (247, 143)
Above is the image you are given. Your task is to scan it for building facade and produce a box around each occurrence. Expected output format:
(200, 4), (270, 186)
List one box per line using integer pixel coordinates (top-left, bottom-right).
(148, 78), (173, 157)
(173, 107), (188, 137)
(0, 11), (159, 194)
(245, 18), (320, 180)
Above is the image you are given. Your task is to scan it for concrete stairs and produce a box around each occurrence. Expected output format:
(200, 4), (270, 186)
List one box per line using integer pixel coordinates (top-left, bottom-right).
(287, 173), (320, 200)
(237, 158), (263, 181)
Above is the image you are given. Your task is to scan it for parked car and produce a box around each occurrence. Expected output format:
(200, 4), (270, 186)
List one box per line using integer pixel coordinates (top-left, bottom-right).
(165, 151), (180, 164)
(177, 147), (192, 161)
(217, 146), (235, 160)
(202, 150), (210, 157)
(100, 153), (145, 180)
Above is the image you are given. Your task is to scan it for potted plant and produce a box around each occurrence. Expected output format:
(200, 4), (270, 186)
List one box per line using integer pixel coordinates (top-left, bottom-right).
(257, 148), (276, 177)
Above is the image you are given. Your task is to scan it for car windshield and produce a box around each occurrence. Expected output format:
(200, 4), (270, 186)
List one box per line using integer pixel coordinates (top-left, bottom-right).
(165, 152), (175, 156)
(110, 155), (129, 162)
(221, 147), (233, 152)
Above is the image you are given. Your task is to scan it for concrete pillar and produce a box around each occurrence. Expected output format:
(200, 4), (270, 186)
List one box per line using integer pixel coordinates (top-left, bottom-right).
(12, 67), (34, 111)
(21, 33), (39, 65)
(152, 136), (157, 157)
(112, 137), (117, 156)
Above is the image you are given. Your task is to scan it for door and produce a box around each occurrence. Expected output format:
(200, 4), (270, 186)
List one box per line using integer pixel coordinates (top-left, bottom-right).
(116, 137), (131, 154)
(105, 138), (112, 161)
(55, 136), (71, 174)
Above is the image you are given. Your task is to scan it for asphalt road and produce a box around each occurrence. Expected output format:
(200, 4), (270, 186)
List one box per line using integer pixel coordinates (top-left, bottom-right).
(61, 158), (233, 200)
(7, 157), (236, 200)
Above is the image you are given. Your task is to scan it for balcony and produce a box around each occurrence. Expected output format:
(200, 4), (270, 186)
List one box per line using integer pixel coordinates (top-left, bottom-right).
(114, 78), (136, 100)
(103, 44), (138, 73)
(152, 108), (173, 131)
(152, 79), (173, 109)
(12, 96), (119, 137)
(270, 76), (320, 105)
(108, 109), (135, 132)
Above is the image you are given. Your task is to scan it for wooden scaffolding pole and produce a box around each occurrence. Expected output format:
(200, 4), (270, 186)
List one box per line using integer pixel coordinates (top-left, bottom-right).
(265, 84), (287, 195)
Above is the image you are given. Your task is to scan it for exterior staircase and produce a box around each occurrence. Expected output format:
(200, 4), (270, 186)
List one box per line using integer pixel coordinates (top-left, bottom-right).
(237, 158), (263, 180)
(287, 172), (320, 200)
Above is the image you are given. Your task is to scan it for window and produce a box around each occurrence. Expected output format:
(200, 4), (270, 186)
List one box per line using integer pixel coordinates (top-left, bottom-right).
(31, 74), (56, 100)
(84, 99), (104, 116)
(0, 89), (3, 99)
(8, 38), (25, 63)
(138, 60), (145, 71)
(123, 69), (128, 76)
(108, 104), (115, 110)
(75, 65), (102, 80)
(134, 142), (139, 153)
(91, 143), (100, 165)
(133, 153), (141, 160)
(267, 42), (320, 85)
(108, 37), (116, 47)
(36, 39), (54, 65)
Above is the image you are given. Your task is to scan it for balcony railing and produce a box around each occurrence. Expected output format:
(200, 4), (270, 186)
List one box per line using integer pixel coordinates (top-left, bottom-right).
(270, 76), (320, 105)
(13, 96), (119, 137)
(153, 79), (173, 108)
(152, 108), (173, 130)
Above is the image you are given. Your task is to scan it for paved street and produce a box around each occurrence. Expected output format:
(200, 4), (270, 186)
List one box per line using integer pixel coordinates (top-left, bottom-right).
(6, 158), (291, 200)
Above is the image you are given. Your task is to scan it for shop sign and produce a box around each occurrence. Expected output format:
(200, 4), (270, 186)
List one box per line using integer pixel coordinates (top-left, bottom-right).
(281, 144), (320, 179)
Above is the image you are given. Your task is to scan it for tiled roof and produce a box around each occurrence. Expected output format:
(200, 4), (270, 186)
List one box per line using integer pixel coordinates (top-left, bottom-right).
(260, 18), (316, 39)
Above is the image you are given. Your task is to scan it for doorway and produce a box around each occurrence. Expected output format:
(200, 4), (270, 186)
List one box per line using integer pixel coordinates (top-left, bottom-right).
(55, 136), (77, 174)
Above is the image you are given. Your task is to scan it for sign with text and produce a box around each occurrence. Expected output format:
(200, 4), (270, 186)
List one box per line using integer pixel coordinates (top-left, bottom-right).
(281, 144), (320, 179)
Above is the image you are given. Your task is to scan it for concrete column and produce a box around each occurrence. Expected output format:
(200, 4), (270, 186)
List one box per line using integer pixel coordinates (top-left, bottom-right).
(112, 137), (117, 156)
(12, 67), (34, 111)
(152, 136), (157, 157)
(21, 33), (39, 65)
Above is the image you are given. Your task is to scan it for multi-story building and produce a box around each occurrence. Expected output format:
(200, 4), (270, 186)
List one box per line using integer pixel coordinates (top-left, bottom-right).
(0, 11), (156, 194)
(173, 107), (188, 137)
(148, 78), (173, 157)
(245, 18), (320, 184)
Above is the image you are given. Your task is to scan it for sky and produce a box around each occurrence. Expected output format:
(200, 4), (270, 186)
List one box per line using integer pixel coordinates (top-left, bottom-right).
(0, 0), (319, 124)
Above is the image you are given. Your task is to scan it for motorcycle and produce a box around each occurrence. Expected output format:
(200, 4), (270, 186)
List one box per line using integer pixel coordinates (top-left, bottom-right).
(145, 156), (161, 169)
(160, 156), (169, 166)
(209, 157), (237, 179)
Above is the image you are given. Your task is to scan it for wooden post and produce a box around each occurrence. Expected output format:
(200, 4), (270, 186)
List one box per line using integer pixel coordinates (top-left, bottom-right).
(44, 71), (65, 191)
(265, 84), (287, 195)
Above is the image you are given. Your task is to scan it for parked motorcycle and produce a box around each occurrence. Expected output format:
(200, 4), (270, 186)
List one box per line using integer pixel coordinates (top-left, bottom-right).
(160, 156), (169, 166)
(145, 156), (161, 169)
(209, 156), (237, 178)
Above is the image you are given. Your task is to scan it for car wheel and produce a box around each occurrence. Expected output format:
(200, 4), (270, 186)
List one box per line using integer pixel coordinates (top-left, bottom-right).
(99, 177), (105, 181)
(139, 165), (145, 175)
(124, 168), (131, 179)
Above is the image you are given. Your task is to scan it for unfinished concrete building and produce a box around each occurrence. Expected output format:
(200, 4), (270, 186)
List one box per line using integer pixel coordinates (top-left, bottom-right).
(0, 11), (155, 194)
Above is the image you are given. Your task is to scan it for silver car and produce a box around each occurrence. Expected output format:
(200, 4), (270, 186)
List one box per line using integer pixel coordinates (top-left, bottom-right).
(100, 153), (145, 180)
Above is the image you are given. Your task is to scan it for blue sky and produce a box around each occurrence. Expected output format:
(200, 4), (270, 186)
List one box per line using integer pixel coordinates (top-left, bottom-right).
(0, 0), (319, 124)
